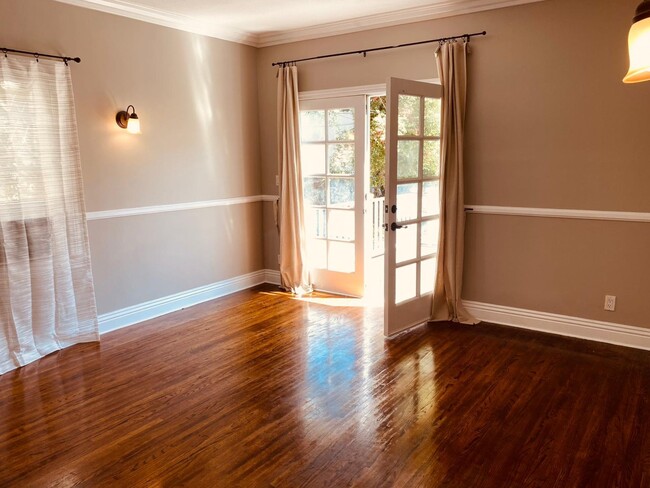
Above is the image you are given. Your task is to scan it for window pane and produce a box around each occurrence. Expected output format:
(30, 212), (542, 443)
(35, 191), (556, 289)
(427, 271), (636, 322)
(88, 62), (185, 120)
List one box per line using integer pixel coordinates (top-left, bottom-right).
(300, 110), (325, 142)
(424, 97), (441, 137)
(420, 258), (436, 295)
(421, 219), (439, 257)
(328, 143), (355, 175)
(397, 95), (421, 136)
(329, 177), (354, 208)
(396, 223), (418, 264)
(303, 177), (326, 206)
(308, 238), (327, 269)
(422, 180), (440, 217)
(327, 209), (354, 241)
(397, 140), (419, 180)
(327, 108), (355, 141)
(301, 144), (326, 176)
(396, 183), (418, 222)
(396, 263), (417, 304)
(423, 140), (440, 177)
(328, 241), (355, 273)
(305, 207), (326, 238)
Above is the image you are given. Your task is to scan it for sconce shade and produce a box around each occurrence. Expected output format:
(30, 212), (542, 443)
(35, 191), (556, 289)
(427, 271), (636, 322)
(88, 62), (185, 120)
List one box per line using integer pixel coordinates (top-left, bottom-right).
(126, 114), (141, 134)
(116, 105), (141, 134)
(624, 1), (650, 83)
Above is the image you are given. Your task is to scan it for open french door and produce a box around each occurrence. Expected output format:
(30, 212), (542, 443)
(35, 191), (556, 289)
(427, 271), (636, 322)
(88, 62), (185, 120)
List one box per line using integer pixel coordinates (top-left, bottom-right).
(299, 96), (367, 297)
(384, 78), (442, 336)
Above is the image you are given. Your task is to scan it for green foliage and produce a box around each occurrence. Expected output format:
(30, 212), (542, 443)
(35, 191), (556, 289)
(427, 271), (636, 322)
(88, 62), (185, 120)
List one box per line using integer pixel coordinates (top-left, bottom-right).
(369, 96), (386, 197)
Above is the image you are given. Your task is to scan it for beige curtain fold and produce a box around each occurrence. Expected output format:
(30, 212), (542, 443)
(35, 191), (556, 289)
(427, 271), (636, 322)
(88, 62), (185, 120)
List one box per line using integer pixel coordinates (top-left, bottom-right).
(430, 41), (478, 324)
(276, 65), (312, 295)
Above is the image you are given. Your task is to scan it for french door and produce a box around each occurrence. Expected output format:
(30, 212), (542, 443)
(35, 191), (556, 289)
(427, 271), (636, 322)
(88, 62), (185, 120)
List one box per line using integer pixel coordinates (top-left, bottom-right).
(299, 96), (366, 297)
(384, 78), (442, 336)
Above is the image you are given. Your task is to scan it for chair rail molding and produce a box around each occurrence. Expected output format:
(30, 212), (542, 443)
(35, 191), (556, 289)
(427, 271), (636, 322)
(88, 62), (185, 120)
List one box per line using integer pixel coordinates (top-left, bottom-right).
(466, 205), (650, 223)
(86, 195), (277, 221)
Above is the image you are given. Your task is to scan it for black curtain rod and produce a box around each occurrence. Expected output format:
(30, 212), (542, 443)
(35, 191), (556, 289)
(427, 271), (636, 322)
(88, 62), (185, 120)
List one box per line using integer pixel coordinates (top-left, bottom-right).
(1, 47), (81, 64)
(272, 30), (486, 67)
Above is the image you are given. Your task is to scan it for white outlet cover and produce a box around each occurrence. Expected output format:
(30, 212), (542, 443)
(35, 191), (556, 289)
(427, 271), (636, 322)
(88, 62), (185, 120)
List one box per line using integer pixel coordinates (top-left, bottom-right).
(604, 295), (616, 311)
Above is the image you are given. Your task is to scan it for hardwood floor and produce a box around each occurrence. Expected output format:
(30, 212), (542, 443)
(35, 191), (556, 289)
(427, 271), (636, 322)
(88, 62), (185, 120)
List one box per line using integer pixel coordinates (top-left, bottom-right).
(1, 284), (649, 487)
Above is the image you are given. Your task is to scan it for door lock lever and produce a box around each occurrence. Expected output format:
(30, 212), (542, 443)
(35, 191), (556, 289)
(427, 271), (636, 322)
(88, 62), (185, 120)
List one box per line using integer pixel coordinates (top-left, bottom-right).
(391, 222), (407, 231)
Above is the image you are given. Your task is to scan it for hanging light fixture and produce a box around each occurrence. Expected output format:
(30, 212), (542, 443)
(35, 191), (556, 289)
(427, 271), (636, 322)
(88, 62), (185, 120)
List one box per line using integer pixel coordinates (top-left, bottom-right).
(115, 105), (141, 134)
(623, 0), (650, 83)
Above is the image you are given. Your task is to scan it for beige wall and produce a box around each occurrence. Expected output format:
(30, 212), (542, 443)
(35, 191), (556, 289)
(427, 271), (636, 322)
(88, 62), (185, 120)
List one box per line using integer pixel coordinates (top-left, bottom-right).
(257, 0), (650, 328)
(2, 0), (649, 329)
(1, 0), (263, 314)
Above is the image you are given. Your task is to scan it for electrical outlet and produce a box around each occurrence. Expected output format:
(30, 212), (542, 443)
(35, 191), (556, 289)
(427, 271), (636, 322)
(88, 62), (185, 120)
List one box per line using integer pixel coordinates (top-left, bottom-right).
(277, 254), (281, 265)
(604, 295), (616, 312)
(275, 174), (280, 186)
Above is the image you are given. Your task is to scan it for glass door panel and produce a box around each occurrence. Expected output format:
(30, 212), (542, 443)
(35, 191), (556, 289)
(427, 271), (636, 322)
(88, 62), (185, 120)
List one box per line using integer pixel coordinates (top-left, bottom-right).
(300, 96), (366, 297)
(384, 78), (442, 336)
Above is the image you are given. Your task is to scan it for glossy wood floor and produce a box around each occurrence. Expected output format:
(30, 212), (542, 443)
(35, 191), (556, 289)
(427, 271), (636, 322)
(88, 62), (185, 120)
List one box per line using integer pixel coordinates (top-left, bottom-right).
(1, 285), (649, 487)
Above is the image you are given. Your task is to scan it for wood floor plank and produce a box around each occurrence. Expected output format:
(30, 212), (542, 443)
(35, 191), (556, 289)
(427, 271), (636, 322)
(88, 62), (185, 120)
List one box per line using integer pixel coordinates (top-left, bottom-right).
(1, 284), (649, 487)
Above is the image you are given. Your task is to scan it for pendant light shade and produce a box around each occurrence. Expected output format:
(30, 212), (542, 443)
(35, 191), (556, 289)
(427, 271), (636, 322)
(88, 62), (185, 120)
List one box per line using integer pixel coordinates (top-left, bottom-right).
(624, 0), (650, 83)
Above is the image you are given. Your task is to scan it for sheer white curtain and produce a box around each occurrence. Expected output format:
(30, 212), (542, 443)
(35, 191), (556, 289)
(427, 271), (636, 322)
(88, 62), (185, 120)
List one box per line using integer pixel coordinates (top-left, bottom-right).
(277, 65), (312, 295)
(0, 56), (99, 374)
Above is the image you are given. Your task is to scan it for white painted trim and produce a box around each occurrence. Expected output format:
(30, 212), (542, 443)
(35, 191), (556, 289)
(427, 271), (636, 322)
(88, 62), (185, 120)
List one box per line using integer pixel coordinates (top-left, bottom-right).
(300, 84), (387, 101)
(264, 269), (282, 285)
(54, 0), (544, 48)
(86, 195), (275, 221)
(466, 205), (650, 223)
(299, 79), (439, 101)
(464, 301), (650, 351)
(99, 269), (270, 334)
(53, 0), (258, 46)
(257, 0), (545, 47)
(96, 267), (650, 351)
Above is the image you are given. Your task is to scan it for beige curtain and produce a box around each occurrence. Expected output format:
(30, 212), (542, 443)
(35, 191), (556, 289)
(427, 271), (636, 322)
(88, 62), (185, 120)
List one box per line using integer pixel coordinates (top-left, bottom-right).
(430, 41), (478, 324)
(277, 65), (312, 295)
(0, 56), (99, 374)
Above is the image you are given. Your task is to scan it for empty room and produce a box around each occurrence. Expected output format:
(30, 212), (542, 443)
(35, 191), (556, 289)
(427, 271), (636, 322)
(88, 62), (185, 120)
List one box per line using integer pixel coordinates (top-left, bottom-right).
(1, 0), (649, 486)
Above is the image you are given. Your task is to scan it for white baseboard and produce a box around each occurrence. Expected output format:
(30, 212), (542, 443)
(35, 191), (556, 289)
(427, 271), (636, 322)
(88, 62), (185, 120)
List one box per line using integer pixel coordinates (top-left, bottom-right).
(98, 269), (650, 351)
(99, 270), (271, 334)
(464, 300), (650, 351)
(264, 269), (281, 285)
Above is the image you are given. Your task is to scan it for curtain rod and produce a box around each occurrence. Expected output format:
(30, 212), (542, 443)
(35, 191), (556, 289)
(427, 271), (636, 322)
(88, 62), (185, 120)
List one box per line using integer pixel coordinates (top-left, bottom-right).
(271, 30), (486, 67)
(1, 47), (81, 64)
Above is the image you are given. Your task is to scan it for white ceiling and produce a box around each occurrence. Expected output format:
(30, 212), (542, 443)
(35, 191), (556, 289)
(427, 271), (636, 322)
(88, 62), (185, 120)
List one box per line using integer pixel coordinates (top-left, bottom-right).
(55, 0), (544, 47)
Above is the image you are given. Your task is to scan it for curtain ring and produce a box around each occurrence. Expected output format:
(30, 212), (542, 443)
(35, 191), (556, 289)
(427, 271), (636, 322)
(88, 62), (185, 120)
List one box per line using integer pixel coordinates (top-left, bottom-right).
(34, 53), (39, 62)
(64, 58), (69, 66)
(2, 49), (7, 58)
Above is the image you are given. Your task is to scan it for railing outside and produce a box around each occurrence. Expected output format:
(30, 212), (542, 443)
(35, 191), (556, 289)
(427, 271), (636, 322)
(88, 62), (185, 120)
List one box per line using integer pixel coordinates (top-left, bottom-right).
(371, 197), (385, 257)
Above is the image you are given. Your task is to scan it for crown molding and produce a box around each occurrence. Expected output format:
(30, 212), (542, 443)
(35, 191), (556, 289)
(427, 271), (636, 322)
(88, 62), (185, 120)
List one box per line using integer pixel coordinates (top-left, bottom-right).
(256, 0), (545, 47)
(55, 0), (545, 48)
(53, 0), (259, 46)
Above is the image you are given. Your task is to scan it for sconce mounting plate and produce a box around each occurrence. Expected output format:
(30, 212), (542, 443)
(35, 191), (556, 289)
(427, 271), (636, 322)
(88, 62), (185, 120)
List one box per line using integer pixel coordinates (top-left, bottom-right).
(116, 110), (130, 129)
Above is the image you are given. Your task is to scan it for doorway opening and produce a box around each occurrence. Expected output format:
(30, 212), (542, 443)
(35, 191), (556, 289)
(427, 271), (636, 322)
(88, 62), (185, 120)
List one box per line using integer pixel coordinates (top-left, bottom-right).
(365, 95), (387, 304)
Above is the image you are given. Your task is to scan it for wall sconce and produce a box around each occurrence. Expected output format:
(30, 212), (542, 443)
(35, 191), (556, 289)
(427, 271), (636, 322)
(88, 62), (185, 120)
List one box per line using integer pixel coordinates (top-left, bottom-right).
(116, 105), (141, 134)
(624, 0), (650, 83)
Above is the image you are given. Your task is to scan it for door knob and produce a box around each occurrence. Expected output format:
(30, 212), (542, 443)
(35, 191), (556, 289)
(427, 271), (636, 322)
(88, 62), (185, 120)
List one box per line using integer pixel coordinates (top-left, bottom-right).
(391, 222), (407, 231)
